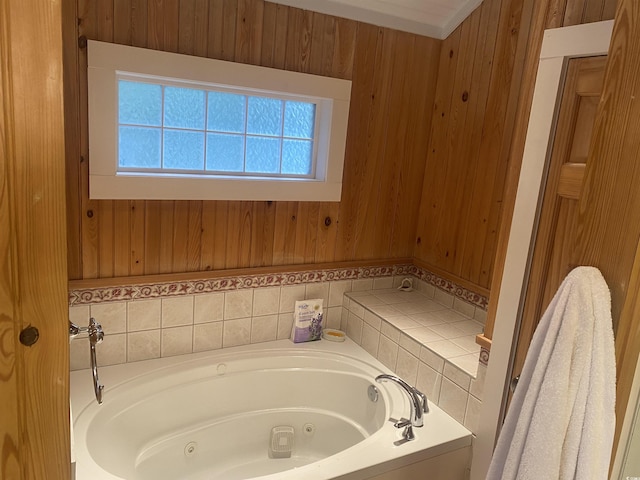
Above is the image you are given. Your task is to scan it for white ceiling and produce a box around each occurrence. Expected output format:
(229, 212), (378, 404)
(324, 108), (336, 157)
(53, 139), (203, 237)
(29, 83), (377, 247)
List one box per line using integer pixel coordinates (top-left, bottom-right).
(267, 0), (484, 40)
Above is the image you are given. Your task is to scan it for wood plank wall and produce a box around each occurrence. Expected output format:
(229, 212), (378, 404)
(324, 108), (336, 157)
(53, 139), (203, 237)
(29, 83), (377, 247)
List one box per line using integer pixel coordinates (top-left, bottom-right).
(413, 0), (618, 293)
(64, 0), (617, 292)
(2, 0), (71, 477)
(482, 0), (617, 342)
(63, 0), (441, 281)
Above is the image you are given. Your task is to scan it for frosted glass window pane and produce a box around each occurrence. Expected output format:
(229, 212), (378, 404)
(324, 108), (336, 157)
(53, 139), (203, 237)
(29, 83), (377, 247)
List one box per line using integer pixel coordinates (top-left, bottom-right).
(246, 137), (280, 173)
(163, 129), (205, 170)
(207, 92), (246, 133)
(206, 133), (244, 172)
(164, 86), (205, 129)
(283, 101), (315, 139)
(282, 139), (313, 175)
(247, 97), (282, 136)
(119, 126), (161, 168)
(118, 81), (162, 126)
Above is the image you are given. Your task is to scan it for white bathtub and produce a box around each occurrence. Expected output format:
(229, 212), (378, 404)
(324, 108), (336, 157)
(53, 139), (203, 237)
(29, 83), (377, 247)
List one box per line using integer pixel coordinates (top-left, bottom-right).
(71, 338), (471, 480)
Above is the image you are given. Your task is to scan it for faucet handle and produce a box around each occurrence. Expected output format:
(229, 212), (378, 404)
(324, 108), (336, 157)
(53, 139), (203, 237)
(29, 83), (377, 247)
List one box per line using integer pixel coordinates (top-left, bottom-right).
(88, 317), (104, 345)
(392, 417), (411, 428)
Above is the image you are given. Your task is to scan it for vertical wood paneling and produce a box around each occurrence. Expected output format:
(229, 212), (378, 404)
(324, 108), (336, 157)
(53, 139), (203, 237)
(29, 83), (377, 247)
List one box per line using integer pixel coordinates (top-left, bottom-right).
(331, 18), (356, 80)
(564, 0), (587, 24)
(130, 0), (147, 47)
(225, 201), (252, 269)
(113, 200), (130, 277)
(78, 0), (99, 279)
(312, 14), (340, 263)
(294, 202), (315, 263)
(114, 0), (131, 44)
(187, 201), (202, 271)
(429, 11), (481, 273)
(98, 201), (114, 277)
(221, 0), (237, 61)
(178, 0), (196, 54)
(249, 201), (275, 267)
(372, 32), (413, 258)
(484, 0), (618, 338)
(1, 5), (23, 476)
(97, 0), (115, 42)
(260, 2), (279, 67)
(130, 200), (145, 275)
(413, 0), (547, 292)
(212, 202), (228, 270)
(144, 200), (162, 273)
(63, 0), (82, 280)
(390, 35), (440, 258)
(158, 201), (174, 273)
(66, 0), (440, 280)
(564, 0), (617, 25)
(207, 0), (224, 57)
(414, 27), (462, 266)
(172, 200), (190, 271)
(333, 24), (384, 261)
(164, 0), (180, 52)
(200, 201), (216, 270)
(272, 202), (297, 265)
(236, 0), (264, 65)
(63, 0), (620, 293)
(450, 1), (500, 275)
(575, 2), (640, 324)
(1, 0), (70, 475)
(479, 0), (537, 288)
(602, 0), (618, 19)
(147, 0), (164, 50)
(462, 0), (528, 287)
(193, 0), (209, 57)
(273, 5), (289, 69)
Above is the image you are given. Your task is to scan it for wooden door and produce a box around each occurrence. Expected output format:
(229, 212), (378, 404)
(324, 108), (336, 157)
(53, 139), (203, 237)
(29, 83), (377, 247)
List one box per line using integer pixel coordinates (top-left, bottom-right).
(510, 56), (607, 390)
(0, 0), (70, 478)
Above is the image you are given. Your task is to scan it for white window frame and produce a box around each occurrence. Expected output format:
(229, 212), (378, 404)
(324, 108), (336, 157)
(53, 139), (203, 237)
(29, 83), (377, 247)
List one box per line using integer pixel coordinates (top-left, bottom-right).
(87, 40), (351, 201)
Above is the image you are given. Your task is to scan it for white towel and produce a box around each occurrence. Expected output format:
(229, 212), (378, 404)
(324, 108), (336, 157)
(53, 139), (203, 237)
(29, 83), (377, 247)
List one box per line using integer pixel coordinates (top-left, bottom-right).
(486, 266), (616, 480)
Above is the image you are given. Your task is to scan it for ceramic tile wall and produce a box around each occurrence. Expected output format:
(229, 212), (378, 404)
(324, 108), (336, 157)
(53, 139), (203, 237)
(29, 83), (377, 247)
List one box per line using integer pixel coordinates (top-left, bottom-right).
(341, 277), (487, 434)
(68, 265), (489, 434)
(69, 280), (345, 371)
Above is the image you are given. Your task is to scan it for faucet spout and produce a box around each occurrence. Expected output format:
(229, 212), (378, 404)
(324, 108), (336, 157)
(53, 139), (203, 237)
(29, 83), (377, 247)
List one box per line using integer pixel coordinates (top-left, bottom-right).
(375, 374), (426, 427)
(70, 318), (104, 404)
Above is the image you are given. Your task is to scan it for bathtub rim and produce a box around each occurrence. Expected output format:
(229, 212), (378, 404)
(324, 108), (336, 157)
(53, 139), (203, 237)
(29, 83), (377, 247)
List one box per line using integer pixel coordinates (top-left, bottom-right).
(71, 337), (472, 480)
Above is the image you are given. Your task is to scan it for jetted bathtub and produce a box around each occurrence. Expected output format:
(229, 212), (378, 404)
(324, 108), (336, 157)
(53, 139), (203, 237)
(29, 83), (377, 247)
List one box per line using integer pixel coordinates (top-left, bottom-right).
(71, 338), (471, 480)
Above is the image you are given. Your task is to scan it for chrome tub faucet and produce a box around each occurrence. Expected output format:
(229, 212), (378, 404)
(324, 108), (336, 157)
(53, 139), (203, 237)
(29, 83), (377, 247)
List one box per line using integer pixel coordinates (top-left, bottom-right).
(376, 374), (428, 444)
(69, 317), (105, 404)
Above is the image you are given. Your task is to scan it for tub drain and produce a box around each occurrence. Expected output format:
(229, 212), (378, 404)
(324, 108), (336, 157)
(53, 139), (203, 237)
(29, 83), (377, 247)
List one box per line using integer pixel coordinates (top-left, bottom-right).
(268, 426), (294, 459)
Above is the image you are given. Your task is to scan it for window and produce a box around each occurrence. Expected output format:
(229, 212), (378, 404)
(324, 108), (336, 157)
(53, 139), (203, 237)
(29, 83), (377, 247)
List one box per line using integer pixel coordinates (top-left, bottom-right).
(88, 40), (351, 201)
(118, 79), (319, 178)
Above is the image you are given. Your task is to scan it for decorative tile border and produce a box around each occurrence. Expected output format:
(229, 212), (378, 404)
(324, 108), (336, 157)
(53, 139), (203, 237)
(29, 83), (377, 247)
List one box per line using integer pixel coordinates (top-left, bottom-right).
(69, 263), (488, 309)
(409, 266), (489, 309)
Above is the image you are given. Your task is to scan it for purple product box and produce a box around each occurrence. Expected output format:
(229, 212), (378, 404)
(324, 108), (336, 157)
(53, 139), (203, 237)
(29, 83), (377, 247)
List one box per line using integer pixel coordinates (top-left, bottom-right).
(291, 299), (324, 343)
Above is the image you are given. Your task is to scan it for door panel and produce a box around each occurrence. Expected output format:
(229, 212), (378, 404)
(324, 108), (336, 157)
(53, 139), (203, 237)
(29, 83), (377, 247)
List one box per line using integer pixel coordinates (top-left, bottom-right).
(510, 55), (607, 392)
(0, 0), (70, 478)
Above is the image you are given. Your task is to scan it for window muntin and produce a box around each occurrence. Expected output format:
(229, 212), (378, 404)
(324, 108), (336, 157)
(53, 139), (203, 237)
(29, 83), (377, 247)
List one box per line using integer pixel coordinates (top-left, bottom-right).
(117, 77), (318, 179)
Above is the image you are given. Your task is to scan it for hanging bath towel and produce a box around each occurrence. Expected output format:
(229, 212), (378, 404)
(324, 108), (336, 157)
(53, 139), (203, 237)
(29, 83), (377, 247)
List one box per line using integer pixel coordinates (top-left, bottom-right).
(486, 266), (616, 480)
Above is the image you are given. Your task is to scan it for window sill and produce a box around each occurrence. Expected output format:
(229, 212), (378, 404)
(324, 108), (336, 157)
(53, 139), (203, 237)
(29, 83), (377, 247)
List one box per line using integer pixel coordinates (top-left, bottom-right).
(89, 173), (343, 201)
